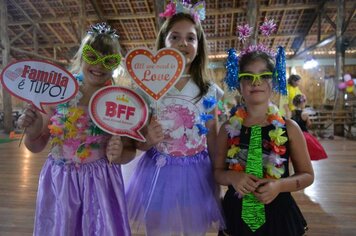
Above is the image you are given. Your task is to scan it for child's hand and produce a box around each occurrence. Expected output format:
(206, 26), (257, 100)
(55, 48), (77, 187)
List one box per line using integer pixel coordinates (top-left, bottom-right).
(18, 104), (43, 137)
(106, 136), (123, 164)
(254, 178), (280, 204)
(231, 172), (259, 197)
(145, 116), (164, 146)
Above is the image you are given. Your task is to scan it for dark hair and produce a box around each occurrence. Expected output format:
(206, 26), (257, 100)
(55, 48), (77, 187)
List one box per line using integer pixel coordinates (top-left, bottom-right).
(288, 74), (301, 85)
(156, 13), (210, 100)
(292, 94), (306, 107)
(239, 51), (275, 73)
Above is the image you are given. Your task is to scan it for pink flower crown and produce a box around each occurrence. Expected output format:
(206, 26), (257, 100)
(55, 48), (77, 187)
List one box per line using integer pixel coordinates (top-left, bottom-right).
(237, 18), (277, 57)
(159, 0), (206, 23)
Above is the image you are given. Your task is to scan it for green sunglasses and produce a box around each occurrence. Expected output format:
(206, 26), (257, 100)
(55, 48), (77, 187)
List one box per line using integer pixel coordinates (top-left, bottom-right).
(82, 44), (121, 70)
(238, 72), (273, 85)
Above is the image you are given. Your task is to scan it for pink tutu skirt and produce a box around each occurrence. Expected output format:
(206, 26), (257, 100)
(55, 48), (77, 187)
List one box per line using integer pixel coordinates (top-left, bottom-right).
(303, 131), (328, 161)
(125, 148), (224, 236)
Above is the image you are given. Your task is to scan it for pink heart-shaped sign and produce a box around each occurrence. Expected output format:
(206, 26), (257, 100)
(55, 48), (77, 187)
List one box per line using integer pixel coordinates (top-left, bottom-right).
(125, 48), (185, 100)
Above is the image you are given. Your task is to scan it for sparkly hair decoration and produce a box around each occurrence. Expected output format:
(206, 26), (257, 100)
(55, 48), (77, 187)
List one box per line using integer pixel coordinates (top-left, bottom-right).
(159, 0), (206, 23)
(273, 46), (287, 95)
(224, 48), (239, 91)
(259, 18), (277, 37)
(236, 24), (253, 43)
(87, 22), (119, 38)
(225, 18), (287, 95)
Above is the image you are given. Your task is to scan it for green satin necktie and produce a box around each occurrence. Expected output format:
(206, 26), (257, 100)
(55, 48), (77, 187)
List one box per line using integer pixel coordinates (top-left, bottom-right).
(241, 125), (266, 231)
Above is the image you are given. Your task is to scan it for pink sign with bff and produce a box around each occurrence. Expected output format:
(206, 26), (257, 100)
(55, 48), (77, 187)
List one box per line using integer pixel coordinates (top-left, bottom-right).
(125, 47), (185, 100)
(0, 59), (78, 113)
(89, 86), (148, 142)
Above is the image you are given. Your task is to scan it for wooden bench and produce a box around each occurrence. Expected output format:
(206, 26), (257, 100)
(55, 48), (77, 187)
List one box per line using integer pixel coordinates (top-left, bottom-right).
(309, 110), (355, 137)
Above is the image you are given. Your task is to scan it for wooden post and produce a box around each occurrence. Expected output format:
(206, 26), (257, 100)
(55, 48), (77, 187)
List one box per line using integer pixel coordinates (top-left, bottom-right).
(154, 0), (165, 33)
(247, 0), (258, 45)
(0, 0), (13, 133)
(334, 0), (345, 136)
(79, 0), (86, 40)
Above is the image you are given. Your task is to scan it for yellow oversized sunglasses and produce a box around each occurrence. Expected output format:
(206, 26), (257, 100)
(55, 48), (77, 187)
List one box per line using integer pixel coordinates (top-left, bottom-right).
(82, 44), (121, 70)
(238, 72), (273, 85)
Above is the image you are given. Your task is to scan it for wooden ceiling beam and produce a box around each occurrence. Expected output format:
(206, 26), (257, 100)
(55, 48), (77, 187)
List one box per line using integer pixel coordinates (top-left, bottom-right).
(88, 0), (105, 22)
(153, 0), (165, 31)
(43, 1), (57, 17)
(59, 0), (80, 42)
(10, 25), (33, 43)
(8, 13), (156, 26)
(10, 47), (68, 65)
(322, 11), (337, 30)
(291, 0), (328, 56)
(8, 2), (356, 27)
(19, 33), (335, 50)
(25, 0), (41, 18)
(60, 23), (78, 43)
(342, 2), (356, 33)
(127, 1), (146, 48)
(108, 0), (118, 14)
(47, 24), (65, 44)
(9, 0), (54, 47)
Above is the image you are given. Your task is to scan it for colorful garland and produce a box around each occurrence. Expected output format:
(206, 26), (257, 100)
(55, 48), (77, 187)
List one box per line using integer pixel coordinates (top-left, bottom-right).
(225, 104), (288, 179)
(48, 75), (108, 164)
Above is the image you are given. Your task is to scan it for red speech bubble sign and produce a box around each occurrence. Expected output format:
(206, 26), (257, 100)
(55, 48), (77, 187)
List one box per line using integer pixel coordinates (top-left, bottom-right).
(0, 59), (78, 113)
(89, 86), (148, 142)
(125, 47), (185, 100)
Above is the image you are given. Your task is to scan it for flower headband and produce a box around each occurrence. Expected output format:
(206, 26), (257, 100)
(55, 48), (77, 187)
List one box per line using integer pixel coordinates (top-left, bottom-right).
(87, 22), (119, 38)
(159, 0), (206, 23)
(224, 18), (287, 95)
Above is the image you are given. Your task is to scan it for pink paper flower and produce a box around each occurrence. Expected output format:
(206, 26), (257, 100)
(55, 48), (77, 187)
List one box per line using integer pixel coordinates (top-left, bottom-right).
(159, 2), (176, 18)
(260, 18), (277, 37)
(236, 24), (253, 42)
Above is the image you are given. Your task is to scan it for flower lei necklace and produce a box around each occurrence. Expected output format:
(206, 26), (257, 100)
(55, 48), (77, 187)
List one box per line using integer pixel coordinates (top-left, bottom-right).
(48, 75), (107, 163)
(225, 103), (288, 179)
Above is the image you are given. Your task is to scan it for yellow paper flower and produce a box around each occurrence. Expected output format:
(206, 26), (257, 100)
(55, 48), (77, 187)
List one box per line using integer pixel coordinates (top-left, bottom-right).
(77, 148), (90, 159)
(227, 145), (240, 158)
(269, 128), (288, 146)
(50, 137), (63, 146)
(68, 108), (84, 123)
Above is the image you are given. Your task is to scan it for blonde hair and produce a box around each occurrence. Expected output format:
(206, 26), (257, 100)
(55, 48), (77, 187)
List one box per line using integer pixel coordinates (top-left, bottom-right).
(69, 32), (121, 74)
(156, 13), (210, 100)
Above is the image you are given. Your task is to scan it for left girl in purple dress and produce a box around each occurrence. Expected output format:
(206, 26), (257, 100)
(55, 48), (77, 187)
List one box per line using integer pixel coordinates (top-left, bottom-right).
(17, 22), (134, 236)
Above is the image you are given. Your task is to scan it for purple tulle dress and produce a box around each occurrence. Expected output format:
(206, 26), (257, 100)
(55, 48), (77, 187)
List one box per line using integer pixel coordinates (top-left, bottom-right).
(33, 104), (131, 236)
(125, 81), (225, 235)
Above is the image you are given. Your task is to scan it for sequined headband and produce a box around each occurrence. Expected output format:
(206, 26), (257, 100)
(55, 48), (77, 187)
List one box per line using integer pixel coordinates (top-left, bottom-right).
(87, 22), (119, 38)
(159, 0), (206, 23)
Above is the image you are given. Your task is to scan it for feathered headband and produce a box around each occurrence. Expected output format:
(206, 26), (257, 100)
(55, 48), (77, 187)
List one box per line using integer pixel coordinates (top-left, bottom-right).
(87, 22), (119, 38)
(224, 18), (287, 95)
(159, 0), (206, 23)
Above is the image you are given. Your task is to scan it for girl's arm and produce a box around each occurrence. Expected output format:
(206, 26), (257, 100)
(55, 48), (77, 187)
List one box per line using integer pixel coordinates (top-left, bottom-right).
(18, 105), (52, 153)
(268, 119), (314, 192)
(281, 119), (314, 191)
(254, 119), (314, 204)
(107, 136), (137, 164)
(135, 116), (164, 151)
(206, 107), (218, 162)
(214, 122), (259, 196)
(302, 112), (312, 128)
